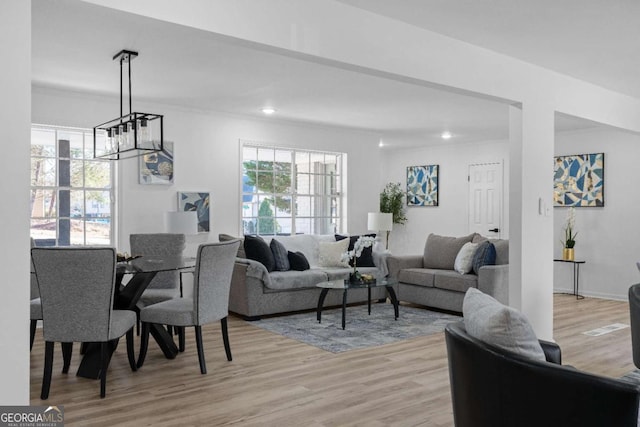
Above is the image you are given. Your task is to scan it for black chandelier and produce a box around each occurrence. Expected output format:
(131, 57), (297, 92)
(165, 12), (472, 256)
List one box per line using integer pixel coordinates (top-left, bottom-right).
(93, 50), (163, 160)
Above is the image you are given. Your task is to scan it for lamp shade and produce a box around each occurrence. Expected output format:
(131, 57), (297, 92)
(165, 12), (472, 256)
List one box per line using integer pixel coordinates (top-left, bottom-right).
(367, 212), (393, 232)
(165, 211), (198, 235)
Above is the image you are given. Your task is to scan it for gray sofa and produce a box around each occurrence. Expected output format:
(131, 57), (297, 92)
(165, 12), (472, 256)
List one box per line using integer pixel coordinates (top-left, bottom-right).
(387, 233), (509, 313)
(226, 234), (389, 320)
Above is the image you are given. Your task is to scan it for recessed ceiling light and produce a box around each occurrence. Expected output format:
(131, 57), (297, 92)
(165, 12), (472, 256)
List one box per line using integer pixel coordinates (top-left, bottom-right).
(261, 107), (276, 115)
(441, 131), (452, 140)
(378, 140), (384, 147)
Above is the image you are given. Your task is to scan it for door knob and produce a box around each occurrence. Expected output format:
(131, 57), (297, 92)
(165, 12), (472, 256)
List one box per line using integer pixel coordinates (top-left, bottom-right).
(488, 228), (499, 233)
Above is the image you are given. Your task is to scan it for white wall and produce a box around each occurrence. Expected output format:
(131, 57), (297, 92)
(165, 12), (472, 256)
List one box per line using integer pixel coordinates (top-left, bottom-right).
(554, 127), (640, 300)
(0, 0), (31, 405)
(32, 87), (383, 256)
(380, 138), (509, 255)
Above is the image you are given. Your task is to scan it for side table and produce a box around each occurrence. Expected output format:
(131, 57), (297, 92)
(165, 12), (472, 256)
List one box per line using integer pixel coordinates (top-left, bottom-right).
(553, 259), (585, 300)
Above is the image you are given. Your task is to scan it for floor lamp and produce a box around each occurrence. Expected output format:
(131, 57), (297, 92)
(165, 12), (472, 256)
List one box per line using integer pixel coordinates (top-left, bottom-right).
(367, 212), (393, 251)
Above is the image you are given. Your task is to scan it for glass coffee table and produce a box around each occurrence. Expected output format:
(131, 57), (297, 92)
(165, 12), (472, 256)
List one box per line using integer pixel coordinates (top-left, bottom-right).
(316, 278), (399, 330)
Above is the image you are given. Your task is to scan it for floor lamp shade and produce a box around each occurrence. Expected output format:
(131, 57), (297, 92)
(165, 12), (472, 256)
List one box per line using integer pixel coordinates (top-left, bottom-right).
(165, 211), (198, 235)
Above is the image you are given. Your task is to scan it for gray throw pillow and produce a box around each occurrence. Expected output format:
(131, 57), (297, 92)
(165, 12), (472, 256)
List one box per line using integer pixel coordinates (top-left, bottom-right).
(472, 241), (496, 275)
(270, 239), (290, 271)
(463, 288), (546, 361)
(423, 233), (475, 270)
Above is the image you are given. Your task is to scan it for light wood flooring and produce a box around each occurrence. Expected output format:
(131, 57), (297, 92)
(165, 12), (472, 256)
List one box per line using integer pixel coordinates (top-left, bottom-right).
(29, 295), (635, 426)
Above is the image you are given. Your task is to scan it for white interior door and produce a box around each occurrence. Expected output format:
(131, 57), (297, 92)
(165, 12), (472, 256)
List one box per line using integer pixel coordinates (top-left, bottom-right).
(468, 162), (503, 239)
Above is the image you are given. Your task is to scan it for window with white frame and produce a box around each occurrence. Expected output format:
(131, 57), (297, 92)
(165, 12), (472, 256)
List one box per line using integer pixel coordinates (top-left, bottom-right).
(241, 143), (344, 235)
(30, 125), (114, 246)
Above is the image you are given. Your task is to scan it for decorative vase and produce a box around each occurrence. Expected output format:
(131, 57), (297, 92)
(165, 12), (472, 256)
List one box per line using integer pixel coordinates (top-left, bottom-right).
(349, 271), (362, 284)
(563, 248), (575, 261)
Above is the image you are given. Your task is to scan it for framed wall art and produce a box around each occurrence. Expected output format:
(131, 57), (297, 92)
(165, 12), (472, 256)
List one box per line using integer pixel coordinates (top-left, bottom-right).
(407, 164), (439, 207)
(553, 152), (604, 207)
(178, 191), (210, 232)
(139, 141), (174, 185)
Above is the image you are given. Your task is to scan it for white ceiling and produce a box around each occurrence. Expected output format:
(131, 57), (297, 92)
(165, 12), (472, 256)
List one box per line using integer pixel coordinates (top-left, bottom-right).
(32, 0), (627, 147)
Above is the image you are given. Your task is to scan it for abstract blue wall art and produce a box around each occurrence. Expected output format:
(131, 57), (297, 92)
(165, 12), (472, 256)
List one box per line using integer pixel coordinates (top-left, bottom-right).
(139, 141), (174, 185)
(553, 153), (604, 207)
(178, 191), (210, 232)
(407, 165), (439, 207)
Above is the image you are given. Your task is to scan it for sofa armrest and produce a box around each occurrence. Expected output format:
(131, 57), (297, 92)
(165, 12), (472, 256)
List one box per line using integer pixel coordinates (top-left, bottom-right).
(539, 339), (562, 364)
(372, 250), (391, 276)
(387, 255), (424, 280)
(477, 264), (509, 305)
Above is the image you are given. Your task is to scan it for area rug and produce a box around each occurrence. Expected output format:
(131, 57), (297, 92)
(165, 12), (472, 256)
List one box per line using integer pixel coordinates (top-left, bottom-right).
(249, 304), (461, 353)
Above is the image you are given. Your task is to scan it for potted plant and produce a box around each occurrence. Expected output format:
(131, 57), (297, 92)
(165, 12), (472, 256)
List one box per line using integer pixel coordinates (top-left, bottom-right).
(562, 207), (577, 260)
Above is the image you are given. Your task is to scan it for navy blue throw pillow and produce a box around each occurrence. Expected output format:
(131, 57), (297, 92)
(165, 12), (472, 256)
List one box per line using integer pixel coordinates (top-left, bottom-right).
(335, 234), (376, 267)
(244, 235), (275, 272)
(472, 241), (496, 275)
(288, 251), (310, 271)
(270, 239), (290, 271)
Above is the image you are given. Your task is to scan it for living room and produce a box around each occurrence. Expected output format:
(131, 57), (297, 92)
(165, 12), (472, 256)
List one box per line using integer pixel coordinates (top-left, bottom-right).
(5, 0), (640, 423)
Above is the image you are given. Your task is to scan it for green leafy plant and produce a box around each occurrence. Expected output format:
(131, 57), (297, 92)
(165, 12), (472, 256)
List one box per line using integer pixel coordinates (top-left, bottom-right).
(562, 207), (577, 248)
(380, 182), (407, 225)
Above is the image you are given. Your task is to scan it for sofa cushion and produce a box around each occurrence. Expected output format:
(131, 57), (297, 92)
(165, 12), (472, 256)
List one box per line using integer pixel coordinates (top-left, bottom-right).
(335, 234), (376, 267)
(423, 233), (475, 270)
(398, 268), (436, 288)
(244, 235), (275, 272)
(434, 270), (478, 293)
(219, 233), (246, 258)
(472, 241), (497, 275)
(318, 238), (349, 268)
(491, 239), (509, 265)
(266, 270), (329, 290)
(270, 239), (290, 271)
(463, 288), (545, 361)
(274, 234), (334, 267)
(454, 242), (479, 274)
(288, 251), (310, 271)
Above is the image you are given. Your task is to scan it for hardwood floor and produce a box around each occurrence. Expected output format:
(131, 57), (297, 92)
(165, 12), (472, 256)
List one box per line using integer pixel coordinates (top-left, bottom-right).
(29, 295), (635, 426)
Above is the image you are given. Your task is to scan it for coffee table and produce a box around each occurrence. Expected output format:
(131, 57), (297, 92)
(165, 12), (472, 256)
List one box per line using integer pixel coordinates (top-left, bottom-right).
(316, 278), (399, 329)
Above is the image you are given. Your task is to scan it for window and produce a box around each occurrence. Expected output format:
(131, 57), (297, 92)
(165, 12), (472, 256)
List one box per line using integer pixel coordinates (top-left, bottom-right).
(30, 125), (114, 246)
(241, 143), (344, 235)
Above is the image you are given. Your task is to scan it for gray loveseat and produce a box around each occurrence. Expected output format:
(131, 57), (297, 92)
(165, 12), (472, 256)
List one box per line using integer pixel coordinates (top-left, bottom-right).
(226, 234), (389, 320)
(387, 233), (508, 313)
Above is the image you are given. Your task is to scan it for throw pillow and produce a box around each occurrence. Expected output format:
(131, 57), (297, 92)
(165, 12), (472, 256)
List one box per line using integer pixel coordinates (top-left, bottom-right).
(219, 233), (246, 258)
(472, 241), (497, 275)
(423, 233), (475, 270)
(288, 251), (310, 271)
(454, 242), (479, 274)
(335, 234), (376, 267)
(463, 288), (546, 361)
(318, 238), (350, 268)
(243, 235), (275, 272)
(270, 239), (290, 271)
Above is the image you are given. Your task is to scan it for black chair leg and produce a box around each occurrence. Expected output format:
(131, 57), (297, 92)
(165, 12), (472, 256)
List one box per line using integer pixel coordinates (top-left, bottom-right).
(41, 341), (54, 400)
(195, 325), (206, 374)
(137, 322), (150, 369)
(126, 328), (137, 372)
(30, 320), (37, 351)
(167, 325), (174, 336)
(61, 342), (73, 374)
(178, 327), (185, 352)
(221, 317), (232, 362)
(100, 342), (108, 398)
(80, 342), (88, 355)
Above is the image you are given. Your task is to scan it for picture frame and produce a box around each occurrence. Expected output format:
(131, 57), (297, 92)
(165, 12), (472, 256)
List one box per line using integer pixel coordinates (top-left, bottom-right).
(177, 191), (210, 232)
(139, 141), (174, 185)
(553, 152), (604, 207)
(407, 165), (439, 206)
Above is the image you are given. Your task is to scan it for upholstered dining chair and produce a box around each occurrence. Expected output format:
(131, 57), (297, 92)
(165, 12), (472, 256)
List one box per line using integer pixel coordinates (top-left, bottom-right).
(30, 237), (42, 351)
(137, 240), (240, 374)
(629, 284), (640, 369)
(129, 233), (186, 306)
(31, 246), (137, 399)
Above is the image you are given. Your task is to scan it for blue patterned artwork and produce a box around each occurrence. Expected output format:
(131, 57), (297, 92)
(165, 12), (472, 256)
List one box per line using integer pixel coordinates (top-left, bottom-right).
(178, 192), (210, 232)
(407, 165), (439, 206)
(554, 153), (604, 207)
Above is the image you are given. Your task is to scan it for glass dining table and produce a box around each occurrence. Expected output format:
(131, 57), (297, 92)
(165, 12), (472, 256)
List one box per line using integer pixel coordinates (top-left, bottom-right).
(77, 255), (196, 379)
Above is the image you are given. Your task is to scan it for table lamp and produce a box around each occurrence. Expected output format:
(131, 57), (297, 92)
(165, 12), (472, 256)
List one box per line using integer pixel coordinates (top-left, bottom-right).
(367, 212), (393, 251)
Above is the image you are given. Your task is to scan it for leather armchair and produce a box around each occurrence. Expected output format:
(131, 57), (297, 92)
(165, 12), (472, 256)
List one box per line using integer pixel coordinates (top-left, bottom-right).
(445, 321), (640, 427)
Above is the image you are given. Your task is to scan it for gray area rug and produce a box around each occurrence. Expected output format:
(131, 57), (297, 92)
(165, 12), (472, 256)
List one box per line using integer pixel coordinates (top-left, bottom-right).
(249, 304), (461, 353)
(620, 370), (640, 384)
